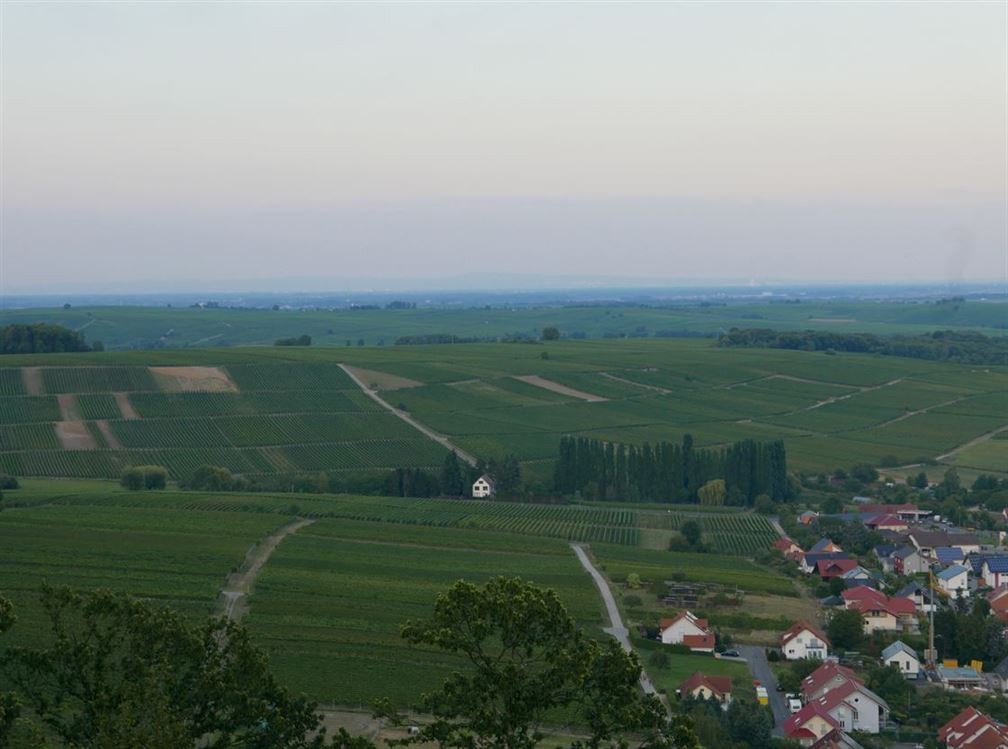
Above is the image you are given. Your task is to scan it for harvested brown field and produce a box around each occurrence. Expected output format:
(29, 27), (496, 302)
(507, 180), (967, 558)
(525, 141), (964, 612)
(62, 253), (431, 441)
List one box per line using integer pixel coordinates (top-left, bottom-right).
(150, 366), (237, 392)
(342, 365), (422, 391)
(512, 375), (607, 402)
(94, 420), (122, 449)
(56, 393), (82, 421)
(21, 367), (42, 395)
(113, 392), (139, 419)
(54, 421), (98, 450)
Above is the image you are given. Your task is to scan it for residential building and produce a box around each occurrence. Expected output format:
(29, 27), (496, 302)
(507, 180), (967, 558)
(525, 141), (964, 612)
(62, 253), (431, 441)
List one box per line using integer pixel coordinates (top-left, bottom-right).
(936, 664), (984, 691)
(860, 503), (930, 521)
(780, 621), (830, 661)
(937, 565), (970, 600)
(817, 559), (860, 579)
(989, 586), (1008, 622)
(801, 662), (863, 700)
(471, 475), (495, 498)
(810, 538), (843, 554)
(773, 537), (804, 560)
(881, 641), (919, 679)
(799, 510), (819, 525)
(936, 547), (967, 566)
(783, 702), (840, 746)
(813, 679), (889, 734)
(892, 546), (928, 575)
(840, 566), (875, 585)
(660, 611), (715, 652)
(895, 581), (936, 614)
(864, 514), (908, 533)
(908, 530), (980, 559)
(842, 587), (917, 633)
(678, 672), (732, 706)
(983, 557), (1008, 589)
(801, 552), (853, 575)
(939, 707), (1008, 749)
(992, 656), (1008, 693)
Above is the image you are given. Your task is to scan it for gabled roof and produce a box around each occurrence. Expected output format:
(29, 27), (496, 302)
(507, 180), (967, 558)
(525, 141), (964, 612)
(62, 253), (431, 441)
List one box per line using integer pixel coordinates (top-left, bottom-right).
(660, 610), (709, 633)
(817, 558), (859, 577)
(783, 701), (840, 738)
(840, 565), (872, 580)
(803, 552), (852, 567)
(909, 530), (980, 548)
(780, 620), (830, 648)
(896, 581), (934, 602)
(801, 662), (862, 697)
(679, 671), (731, 697)
(892, 545), (920, 560)
(682, 633), (716, 650)
(786, 709), (836, 739)
(774, 537), (801, 551)
(937, 547), (967, 564)
(983, 557), (1008, 574)
(937, 564), (969, 582)
(993, 656), (1008, 679)
(873, 544), (899, 559)
(940, 706), (986, 742)
(843, 586), (916, 616)
(815, 679), (889, 714)
(810, 538), (841, 553)
(989, 586), (1008, 607)
(865, 514), (906, 527)
(881, 640), (918, 661)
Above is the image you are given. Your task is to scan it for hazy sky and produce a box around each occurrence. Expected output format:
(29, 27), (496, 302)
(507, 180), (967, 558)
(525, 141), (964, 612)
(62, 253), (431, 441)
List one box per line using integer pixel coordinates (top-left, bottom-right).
(2, 1), (1006, 292)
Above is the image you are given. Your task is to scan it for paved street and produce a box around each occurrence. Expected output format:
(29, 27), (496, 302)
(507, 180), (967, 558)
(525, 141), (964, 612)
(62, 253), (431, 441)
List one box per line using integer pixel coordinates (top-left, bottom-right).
(737, 645), (788, 734)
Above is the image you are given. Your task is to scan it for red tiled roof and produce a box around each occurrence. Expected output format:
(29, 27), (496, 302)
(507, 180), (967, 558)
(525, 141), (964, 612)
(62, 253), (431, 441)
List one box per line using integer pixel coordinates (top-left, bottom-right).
(774, 537), (801, 551)
(938, 707), (1008, 749)
(816, 558), (859, 578)
(842, 586), (916, 617)
(679, 671), (732, 697)
(865, 514), (906, 527)
(801, 662), (862, 697)
(940, 707), (985, 745)
(683, 633), (715, 650)
(782, 701), (839, 739)
(988, 586), (1008, 608)
(780, 620), (830, 648)
(659, 610), (710, 634)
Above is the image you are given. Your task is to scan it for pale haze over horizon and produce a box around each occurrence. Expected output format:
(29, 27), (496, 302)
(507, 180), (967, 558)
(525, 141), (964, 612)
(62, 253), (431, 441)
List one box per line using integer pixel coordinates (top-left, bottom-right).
(1, 1), (1006, 293)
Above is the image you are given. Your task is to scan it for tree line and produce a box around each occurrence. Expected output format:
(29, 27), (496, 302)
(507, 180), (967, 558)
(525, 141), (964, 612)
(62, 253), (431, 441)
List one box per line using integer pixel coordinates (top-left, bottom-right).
(0, 324), (99, 354)
(554, 435), (789, 505)
(718, 327), (1008, 365)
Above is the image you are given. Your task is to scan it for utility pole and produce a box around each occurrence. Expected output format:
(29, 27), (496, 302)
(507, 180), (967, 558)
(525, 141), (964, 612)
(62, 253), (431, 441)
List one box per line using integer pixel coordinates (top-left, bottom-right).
(925, 569), (937, 670)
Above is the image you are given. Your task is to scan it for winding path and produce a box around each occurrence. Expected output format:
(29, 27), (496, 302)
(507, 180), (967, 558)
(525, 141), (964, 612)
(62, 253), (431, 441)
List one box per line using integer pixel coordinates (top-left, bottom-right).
(338, 363), (478, 467)
(569, 543), (670, 716)
(218, 518), (315, 621)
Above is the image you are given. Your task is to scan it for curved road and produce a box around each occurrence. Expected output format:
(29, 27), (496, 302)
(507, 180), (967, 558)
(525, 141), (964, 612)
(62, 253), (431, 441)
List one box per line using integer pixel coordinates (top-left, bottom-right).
(570, 543), (670, 715)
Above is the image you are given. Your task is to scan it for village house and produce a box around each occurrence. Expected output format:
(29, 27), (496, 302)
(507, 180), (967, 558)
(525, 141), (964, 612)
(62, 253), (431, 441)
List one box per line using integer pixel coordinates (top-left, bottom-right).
(936, 546), (966, 566)
(780, 621), (830, 661)
(783, 702), (841, 746)
(881, 640), (920, 679)
(992, 656), (1008, 693)
(677, 672), (732, 706)
(908, 530), (980, 560)
(799, 510), (819, 525)
(891, 545), (928, 575)
(982, 557), (1008, 589)
(817, 558), (859, 579)
(801, 552), (853, 575)
(936, 664), (985, 691)
(810, 538), (843, 554)
(937, 565), (971, 600)
(840, 566), (876, 586)
(801, 662), (863, 700)
(863, 514), (908, 533)
(773, 537), (804, 560)
(471, 474), (495, 498)
(841, 587), (917, 634)
(812, 679), (889, 734)
(660, 611), (715, 652)
(939, 707), (1008, 749)
(895, 581), (936, 614)
(989, 586), (1008, 622)
(860, 503), (930, 522)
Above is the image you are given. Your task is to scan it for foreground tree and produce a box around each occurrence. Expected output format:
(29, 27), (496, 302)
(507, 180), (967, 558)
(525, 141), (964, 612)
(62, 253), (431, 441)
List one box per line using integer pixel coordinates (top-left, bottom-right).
(0, 595), (17, 746)
(1, 586), (327, 748)
(827, 608), (864, 651)
(395, 577), (700, 749)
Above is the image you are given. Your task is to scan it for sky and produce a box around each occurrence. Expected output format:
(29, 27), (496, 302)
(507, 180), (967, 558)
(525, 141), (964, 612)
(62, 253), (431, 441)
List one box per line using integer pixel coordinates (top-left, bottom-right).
(1, 1), (1006, 293)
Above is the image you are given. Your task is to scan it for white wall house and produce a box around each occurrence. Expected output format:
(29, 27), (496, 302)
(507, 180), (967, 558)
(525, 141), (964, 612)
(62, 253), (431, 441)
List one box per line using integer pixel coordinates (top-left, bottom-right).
(472, 475), (495, 498)
(983, 558), (1008, 589)
(881, 641), (920, 679)
(815, 681), (890, 734)
(660, 611), (714, 651)
(779, 622), (830, 661)
(937, 565), (970, 600)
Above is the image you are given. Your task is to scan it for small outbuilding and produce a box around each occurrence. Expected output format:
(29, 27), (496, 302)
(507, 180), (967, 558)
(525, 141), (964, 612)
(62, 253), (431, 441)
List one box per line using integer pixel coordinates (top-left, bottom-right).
(881, 640), (920, 679)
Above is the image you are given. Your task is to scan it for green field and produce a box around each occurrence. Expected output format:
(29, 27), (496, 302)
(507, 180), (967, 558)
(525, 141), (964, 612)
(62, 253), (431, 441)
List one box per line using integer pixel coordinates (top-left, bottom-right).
(0, 481), (783, 707)
(4, 299), (1008, 350)
(1, 339), (1006, 487)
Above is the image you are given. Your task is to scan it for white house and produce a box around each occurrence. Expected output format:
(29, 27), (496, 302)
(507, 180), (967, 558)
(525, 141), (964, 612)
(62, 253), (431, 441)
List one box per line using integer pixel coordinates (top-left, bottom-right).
(881, 641), (920, 680)
(983, 557), (1008, 589)
(937, 565), (970, 600)
(779, 621), (830, 661)
(660, 611), (715, 652)
(814, 680), (890, 734)
(471, 474), (495, 498)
